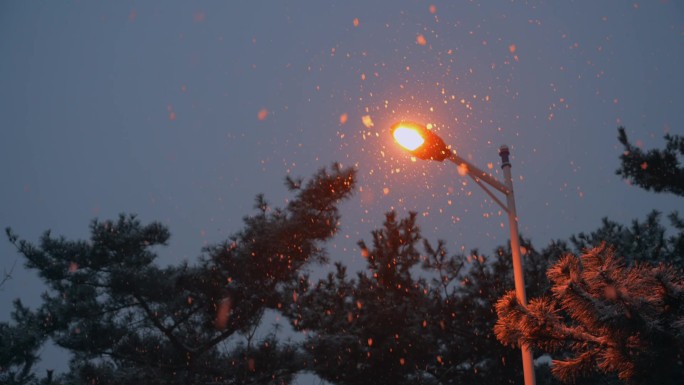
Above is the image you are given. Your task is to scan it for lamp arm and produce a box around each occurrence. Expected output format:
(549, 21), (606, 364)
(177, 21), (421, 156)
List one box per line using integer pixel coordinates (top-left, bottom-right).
(467, 174), (509, 213)
(447, 153), (510, 195)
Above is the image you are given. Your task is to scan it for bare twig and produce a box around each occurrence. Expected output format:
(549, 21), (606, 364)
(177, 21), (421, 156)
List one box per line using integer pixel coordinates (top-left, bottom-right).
(0, 259), (17, 288)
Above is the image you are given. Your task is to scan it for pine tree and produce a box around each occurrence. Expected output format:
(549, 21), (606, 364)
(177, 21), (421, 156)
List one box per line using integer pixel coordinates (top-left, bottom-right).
(570, 210), (684, 269)
(494, 243), (684, 384)
(616, 127), (684, 196)
(0, 300), (48, 385)
(429, 237), (558, 385)
(4, 164), (355, 385)
(283, 212), (559, 385)
(283, 212), (437, 385)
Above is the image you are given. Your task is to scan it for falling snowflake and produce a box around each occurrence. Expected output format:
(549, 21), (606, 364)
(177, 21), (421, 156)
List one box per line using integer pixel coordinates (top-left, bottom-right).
(193, 11), (206, 23)
(167, 105), (176, 121)
(362, 115), (374, 128)
(214, 297), (232, 330)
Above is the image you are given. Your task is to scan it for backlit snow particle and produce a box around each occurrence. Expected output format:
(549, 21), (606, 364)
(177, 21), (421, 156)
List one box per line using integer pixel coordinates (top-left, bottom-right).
(457, 164), (468, 176)
(214, 297), (232, 330)
(193, 11), (206, 23)
(167, 105), (176, 121)
(362, 115), (374, 128)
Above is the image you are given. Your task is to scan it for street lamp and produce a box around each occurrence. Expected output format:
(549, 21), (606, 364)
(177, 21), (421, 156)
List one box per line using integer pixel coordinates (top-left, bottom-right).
(391, 121), (537, 385)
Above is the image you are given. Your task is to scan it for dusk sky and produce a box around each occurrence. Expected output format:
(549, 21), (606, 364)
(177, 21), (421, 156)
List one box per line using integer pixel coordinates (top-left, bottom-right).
(1, 0), (683, 379)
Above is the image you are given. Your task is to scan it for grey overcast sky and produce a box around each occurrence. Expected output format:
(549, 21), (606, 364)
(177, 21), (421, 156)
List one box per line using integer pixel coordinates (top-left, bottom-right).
(1, 0), (683, 378)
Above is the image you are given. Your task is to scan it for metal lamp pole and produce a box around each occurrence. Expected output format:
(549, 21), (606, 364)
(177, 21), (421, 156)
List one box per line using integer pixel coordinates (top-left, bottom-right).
(446, 146), (536, 385)
(390, 121), (536, 385)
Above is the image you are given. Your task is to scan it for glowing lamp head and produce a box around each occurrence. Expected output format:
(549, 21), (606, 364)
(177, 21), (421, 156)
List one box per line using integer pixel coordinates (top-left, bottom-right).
(393, 125), (425, 151)
(390, 121), (450, 161)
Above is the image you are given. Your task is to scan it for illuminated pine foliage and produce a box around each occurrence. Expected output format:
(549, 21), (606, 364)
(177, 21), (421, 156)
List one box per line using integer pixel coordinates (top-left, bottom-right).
(495, 243), (684, 384)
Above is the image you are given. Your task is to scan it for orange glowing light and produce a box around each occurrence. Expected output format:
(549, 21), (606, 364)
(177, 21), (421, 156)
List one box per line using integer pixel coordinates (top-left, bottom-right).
(353, 18), (359, 27)
(257, 108), (269, 121)
(339, 113), (348, 125)
(393, 125), (425, 151)
(391, 121), (450, 161)
(416, 34), (427, 46)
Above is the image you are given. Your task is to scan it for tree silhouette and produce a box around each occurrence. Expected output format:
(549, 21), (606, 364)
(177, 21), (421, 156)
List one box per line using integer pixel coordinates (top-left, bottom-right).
(4, 164), (355, 385)
(282, 212), (436, 385)
(0, 300), (48, 385)
(570, 210), (684, 269)
(283, 211), (561, 385)
(616, 127), (684, 196)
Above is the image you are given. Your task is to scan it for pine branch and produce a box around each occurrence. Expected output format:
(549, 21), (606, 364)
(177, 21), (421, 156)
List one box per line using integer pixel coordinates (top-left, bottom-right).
(616, 126), (684, 196)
